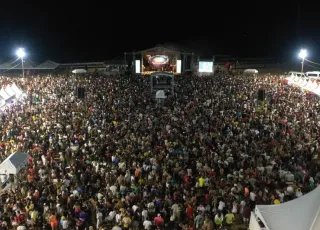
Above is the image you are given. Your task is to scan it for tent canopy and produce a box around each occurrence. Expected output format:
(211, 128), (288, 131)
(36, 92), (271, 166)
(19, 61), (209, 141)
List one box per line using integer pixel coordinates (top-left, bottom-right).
(0, 151), (29, 175)
(136, 44), (182, 55)
(72, 69), (87, 74)
(0, 89), (10, 100)
(244, 69), (258, 74)
(11, 84), (23, 96)
(0, 62), (13, 69)
(156, 90), (166, 99)
(35, 60), (60, 69)
(255, 185), (320, 230)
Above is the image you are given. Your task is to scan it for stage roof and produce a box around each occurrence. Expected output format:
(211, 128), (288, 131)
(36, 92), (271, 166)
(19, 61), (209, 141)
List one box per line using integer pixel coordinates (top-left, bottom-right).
(135, 45), (184, 55)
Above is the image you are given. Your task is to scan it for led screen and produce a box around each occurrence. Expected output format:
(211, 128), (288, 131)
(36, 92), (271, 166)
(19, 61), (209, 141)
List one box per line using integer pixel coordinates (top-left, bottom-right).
(199, 61), (213, 73)
(135, 60), (140, 73)
(148, 55), (169, 65)
(176, 60), (181, 73)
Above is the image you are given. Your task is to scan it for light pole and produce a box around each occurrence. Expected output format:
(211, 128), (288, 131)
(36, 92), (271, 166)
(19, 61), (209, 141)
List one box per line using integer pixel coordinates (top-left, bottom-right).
(16, 48), (25, 77)
(298, 49), (307, 74)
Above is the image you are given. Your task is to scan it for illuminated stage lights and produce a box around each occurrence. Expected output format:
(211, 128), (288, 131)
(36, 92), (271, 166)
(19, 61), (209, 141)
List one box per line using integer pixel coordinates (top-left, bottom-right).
(149, 55), (169, 65)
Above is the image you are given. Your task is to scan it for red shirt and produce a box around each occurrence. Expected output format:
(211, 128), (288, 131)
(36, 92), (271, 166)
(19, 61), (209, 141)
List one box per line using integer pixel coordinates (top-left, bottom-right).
(186, 206), (193, 218)
(28, 168), (34, 176)
(154, 216), (164, 226)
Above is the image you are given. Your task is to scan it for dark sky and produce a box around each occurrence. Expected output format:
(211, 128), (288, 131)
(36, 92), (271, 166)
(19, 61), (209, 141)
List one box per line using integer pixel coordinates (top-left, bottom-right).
(0, 1), (317, 63)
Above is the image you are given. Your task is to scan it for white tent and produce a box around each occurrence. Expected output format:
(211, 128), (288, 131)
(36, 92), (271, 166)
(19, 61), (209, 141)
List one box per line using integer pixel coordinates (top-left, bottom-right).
(0, 85), (25, 106)
(4, 85), (16, 98)
(72, 69), (87, 74)
(0, 95), (5, 108)
(11, 84), (23, 98)
(156, 90), (166, 99)
(0, 151), (29, 175)
(0, 88), (10, 101)
(250, 185), (320, 230)
(244, 69), (258, 74)
(35, 60), (60, 69)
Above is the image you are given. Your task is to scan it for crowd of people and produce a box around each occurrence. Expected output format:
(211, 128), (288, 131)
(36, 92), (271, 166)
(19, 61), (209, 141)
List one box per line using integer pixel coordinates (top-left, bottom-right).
(0, 73), (318, 230)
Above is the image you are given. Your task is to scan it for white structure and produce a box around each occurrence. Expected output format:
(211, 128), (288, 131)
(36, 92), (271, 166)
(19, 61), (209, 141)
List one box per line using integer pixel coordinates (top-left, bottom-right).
(286, 76), (320, 96)
(0, 151), (29, 175)
(244, 69), (259, 75)
(156, 90), (166, 99)
(0, 84), (25, 109)
(249, 185), (320, 230)
(72, 69), (87, 74)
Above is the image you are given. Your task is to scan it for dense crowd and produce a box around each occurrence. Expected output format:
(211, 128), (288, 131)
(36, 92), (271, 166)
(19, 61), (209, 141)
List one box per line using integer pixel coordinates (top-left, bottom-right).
(0, 73), (319, 230)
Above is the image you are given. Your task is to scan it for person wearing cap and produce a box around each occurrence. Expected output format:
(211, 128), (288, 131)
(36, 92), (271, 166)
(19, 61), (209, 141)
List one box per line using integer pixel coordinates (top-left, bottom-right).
(60, 216), (69, 230)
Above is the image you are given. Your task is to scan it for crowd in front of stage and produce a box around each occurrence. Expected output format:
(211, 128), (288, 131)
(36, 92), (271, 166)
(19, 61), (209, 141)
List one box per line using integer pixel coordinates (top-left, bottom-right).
(0, 72), (318, 230)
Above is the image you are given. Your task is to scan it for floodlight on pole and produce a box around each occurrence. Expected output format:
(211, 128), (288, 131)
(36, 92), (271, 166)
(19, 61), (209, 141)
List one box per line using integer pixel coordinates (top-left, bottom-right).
(298, 49), (307, 74)
(16, 48), (25, 78)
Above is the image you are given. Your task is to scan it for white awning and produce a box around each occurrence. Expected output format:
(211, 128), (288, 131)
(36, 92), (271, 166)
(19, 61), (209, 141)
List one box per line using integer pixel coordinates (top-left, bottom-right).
(253, 185), (320, 230)
(72, 69), (87, 74)
(0, 151), (29, 175)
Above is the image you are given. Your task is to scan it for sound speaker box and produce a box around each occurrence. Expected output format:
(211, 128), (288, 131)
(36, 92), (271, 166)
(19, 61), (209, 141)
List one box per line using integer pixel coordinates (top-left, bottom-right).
(77, 87), (85, 99)
(258, 89), (265, 101)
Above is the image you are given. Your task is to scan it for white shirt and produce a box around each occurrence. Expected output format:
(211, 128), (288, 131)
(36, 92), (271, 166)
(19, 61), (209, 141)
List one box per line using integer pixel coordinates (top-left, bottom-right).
(232, 204), (238, 213)
(287, 186), (294, 194)
(132, 205), (139, 213)
(218, 201), (225, 211)
(110, 185), (117, 195)
(250, 192), (256, 201)
(112, 226), (122, 230)
(72, 190), (79, 197)
(197, 205), (205, 213)
(148, 202), (155, 212)
(62, 220), (69, 229)
(97, 212), (103, 221)
(278, 192), (284, 202)
(0, 174), (7, 183)
(17, 226), (27, 230)
(143, 220), (153, 229)
(116, 213), (122, 223)
(142, 209), (148, 221)
(109, 211), (116, 219)
(63, 179), (70, 187)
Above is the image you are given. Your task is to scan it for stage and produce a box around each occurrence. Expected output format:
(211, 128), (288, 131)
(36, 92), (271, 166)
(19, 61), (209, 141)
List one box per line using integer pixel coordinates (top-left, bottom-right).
(124, 45), (193, 75)
(141, 71), (180, 76)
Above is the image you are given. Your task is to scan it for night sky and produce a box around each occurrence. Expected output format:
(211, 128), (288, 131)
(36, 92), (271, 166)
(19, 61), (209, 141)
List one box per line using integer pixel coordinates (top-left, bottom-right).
(0, 1), (317, 63)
